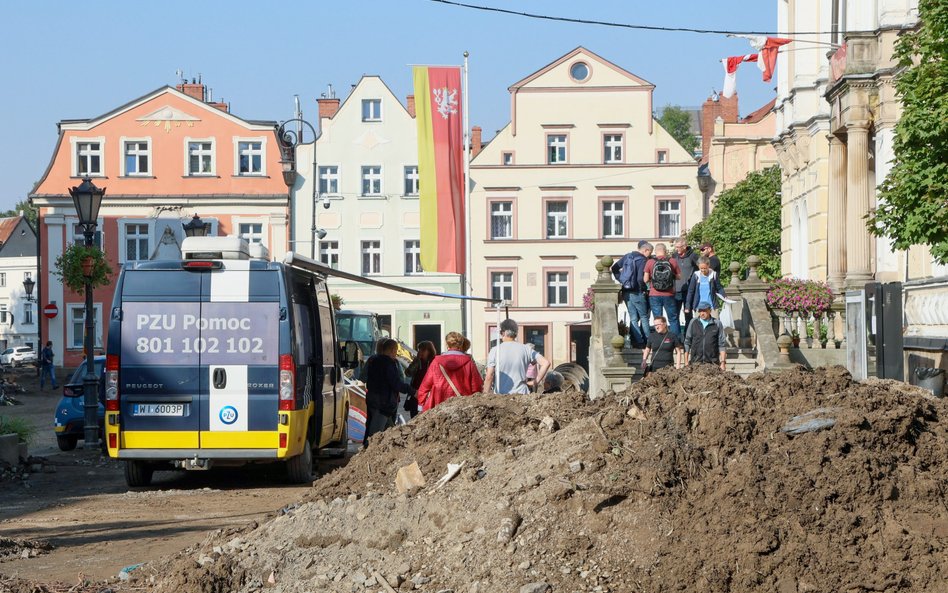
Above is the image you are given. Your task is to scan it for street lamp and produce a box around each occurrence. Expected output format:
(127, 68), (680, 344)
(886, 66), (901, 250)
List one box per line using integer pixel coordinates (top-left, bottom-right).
(68, 176), (105, 451)
(277, 117), (318, 259)
(22, 277), (35, 302)
(182, 214), (210, 237)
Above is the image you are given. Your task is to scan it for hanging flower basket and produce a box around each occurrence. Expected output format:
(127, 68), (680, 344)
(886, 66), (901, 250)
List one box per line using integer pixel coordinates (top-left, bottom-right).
(582, 286), (594, 311)
(53, 244), (113, 295)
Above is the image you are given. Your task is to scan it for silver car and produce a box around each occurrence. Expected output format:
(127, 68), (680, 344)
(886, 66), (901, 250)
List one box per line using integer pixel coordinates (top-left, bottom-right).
(0, 346), (38, 367)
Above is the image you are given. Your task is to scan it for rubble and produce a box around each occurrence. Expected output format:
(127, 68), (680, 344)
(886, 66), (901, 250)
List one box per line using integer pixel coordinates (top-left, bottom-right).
(129, 367), (948, 591)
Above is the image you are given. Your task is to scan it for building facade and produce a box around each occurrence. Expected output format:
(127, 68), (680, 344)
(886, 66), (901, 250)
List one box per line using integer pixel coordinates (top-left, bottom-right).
(469, 47), (703, 366)
(0, 216), (38, 352)
(29, 82), (289, 367)
(292, 77), (462, 348)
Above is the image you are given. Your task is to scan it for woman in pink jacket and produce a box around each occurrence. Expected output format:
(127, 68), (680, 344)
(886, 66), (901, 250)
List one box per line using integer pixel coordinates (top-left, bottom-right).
(417, 332), (483, 411)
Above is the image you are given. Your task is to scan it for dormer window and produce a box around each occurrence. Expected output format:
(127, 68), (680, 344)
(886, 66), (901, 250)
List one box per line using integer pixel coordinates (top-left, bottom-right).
(362, 99), (382, 122)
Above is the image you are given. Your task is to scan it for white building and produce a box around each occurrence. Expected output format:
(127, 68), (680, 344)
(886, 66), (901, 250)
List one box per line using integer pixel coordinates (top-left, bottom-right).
(0, 216), (39, 352)
(292, 77), (462, 348)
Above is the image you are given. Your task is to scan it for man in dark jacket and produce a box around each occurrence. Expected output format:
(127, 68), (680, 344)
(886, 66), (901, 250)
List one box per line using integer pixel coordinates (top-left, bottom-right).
(610, 241), (653, 347)
(364, 338), (414, 445)
(684, 302), (727, 370)
(672, 238), (700, 330)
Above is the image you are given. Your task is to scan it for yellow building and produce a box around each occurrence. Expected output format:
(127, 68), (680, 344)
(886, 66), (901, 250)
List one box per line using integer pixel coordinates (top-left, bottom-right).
(469, 47), (703, 366)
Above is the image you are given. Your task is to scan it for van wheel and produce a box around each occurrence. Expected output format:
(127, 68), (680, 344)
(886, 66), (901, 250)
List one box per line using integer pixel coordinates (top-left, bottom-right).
(125, 460), (154, 487)
(57, 435), (78, 451)
(286, 437), (314, 484)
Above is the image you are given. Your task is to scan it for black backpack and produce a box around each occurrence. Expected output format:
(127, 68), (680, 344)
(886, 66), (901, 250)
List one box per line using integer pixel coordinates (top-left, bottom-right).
(650, 259), (674, 292)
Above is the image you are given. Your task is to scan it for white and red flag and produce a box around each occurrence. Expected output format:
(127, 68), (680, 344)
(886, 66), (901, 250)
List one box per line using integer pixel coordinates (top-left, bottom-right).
(722, 54), (757, 98)
(760, 37), (792, 81)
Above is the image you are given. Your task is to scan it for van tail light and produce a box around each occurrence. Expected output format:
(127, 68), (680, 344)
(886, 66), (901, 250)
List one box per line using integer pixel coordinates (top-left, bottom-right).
(279, 355), (295, 411)
(109, 433), (117, 449)
(105, 354), (120, 411)
(279, 433), (288, 449)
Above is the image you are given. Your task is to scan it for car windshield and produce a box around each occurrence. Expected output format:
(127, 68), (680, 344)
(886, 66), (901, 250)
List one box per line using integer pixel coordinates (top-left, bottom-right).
(68, 360), (104, 384)
(1, 349), (11, 355)
(336, 315), (377, 343)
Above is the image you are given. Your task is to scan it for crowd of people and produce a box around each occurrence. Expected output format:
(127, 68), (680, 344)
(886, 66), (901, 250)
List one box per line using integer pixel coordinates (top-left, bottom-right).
(611, 237), (728, 375)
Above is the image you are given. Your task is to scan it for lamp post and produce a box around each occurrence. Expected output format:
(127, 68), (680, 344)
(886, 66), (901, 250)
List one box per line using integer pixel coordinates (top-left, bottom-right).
(68, 177), (105, 451)
(277, 118), (319, 259)
(182, 214), (210, 237)
(22, 277), (35, 302)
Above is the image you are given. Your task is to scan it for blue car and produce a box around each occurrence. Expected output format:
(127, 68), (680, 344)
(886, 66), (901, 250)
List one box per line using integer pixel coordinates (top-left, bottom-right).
(53, 356), (105, 451)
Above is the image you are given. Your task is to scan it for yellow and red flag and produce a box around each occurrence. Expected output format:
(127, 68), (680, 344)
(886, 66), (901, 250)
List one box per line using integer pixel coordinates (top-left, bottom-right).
(413, 66), (465, 274)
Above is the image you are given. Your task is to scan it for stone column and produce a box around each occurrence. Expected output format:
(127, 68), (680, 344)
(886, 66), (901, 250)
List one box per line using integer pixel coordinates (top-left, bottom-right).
(827, 135), (847, 293)
(845, 121), (873, 286)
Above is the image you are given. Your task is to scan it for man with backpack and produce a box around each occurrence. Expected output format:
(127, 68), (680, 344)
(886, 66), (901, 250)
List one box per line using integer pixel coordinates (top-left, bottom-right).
(672, 238), (700, 330)
(611, 241), (653, 348)
(643, 243), (682, 335)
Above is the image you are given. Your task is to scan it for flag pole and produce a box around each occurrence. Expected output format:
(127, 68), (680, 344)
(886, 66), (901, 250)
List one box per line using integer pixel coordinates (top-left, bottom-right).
(462, 50), (472, 340)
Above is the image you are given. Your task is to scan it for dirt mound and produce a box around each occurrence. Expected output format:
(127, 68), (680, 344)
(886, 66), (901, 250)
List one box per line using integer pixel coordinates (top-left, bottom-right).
(141, 366), (948, 593)
(0, 536), (52, 562)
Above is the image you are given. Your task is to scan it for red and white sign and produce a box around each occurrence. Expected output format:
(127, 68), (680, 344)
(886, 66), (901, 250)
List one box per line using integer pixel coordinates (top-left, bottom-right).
(43, 304), (58, 319)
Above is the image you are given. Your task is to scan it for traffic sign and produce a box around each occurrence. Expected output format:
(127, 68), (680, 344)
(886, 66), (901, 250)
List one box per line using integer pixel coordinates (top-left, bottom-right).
(43, 304), (59, 319)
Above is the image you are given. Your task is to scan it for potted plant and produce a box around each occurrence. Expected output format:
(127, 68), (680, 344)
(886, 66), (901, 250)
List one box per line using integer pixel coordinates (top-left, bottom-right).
(330, 293), (345, 311)
(766, 279), (834, 316)
(582, 286), (594, 311)
(52, 244), (113, 295)
(0, 416), (35, 466)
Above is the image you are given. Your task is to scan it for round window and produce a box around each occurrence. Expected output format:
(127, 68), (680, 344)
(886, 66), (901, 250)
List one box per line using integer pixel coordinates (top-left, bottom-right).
(570, 62), (590, 82)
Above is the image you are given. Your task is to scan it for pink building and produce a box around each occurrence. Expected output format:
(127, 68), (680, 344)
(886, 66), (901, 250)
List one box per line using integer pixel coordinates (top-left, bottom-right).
(29, 82), (289, 367)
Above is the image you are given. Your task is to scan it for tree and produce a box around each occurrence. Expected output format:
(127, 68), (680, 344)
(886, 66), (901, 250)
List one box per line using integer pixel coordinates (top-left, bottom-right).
(686, 166), (782, 285)
(657, 104), (699, 157)
(869, 0), (948, 264)
(1, 199), (37, 228)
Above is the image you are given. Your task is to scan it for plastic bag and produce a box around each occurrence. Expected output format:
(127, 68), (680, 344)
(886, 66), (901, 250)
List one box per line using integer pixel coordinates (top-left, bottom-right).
(719, 302), (735, 329)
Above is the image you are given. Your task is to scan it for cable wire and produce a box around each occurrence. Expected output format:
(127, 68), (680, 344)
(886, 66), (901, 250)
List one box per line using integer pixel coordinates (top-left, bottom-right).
(427, 0), (858, 39)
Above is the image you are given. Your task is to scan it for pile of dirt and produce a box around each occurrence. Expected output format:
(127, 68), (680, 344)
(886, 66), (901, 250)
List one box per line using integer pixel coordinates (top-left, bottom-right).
(140, 366), (947, 593)
(0, 536), (52, 562)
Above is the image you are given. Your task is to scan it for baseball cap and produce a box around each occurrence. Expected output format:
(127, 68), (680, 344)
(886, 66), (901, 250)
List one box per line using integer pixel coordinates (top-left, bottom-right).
(697, 301), (713, 311)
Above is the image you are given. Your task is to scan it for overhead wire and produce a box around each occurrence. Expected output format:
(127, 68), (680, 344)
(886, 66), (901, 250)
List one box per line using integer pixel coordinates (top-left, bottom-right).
(427, 0), (855, 42)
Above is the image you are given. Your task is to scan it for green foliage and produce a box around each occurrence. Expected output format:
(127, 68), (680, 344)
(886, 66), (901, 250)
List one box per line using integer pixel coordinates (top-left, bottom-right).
(52, 243), (113, 295)
(686, 166), (782, 284)
(870, 0), (948, 264)
(0, 416), (35, 444)
(657, 104), (699, 156)
(330, 293), (344, 311)
(1, 199), (37, 228)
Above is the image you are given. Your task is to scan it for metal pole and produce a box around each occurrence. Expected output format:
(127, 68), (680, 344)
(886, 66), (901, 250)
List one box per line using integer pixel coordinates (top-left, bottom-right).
(462, 51), (472, 338)
(495, 300), (502, 393)
(82, 228), (99, 450)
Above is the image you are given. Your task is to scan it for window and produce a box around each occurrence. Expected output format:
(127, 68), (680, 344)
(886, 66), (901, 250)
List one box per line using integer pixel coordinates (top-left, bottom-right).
(239, 223), (263, 245)
(404, 240), (423, 275)
(546, 201), (569, 239)
(71, 222), (102, 248)
(658, 200), (682, 238)
(22, 303), (33, 325)
(547, 135), (567, 164)
(490, 272), (513, 303)
(657, 150), (668, 164)
(502, 152), (514, 166)
(404, 166), (419, 196)
(0, 305), (6, 324)
(187, 140), (215, 175)
(490, 201), (513, 239)
(547, 272), (569, 306)
(602, 201), (625, 238)
(362, 99), (382, 122)
(361, 166), (382, 195)
(237, 140), (264, 175)
(23, 271), (31, 280)
(0, 273), (5, 287)
(123, 223), (150, 262)
(319, 240), (339, 269)
(76, 141), (103, 175)
(569, 62), (590, 82)
(123, 140), (150, 175)
(67, 304), (103, 349)
(361, 240), (381, 275)
(604, 134), (623, 163)
(318, 166), (339, 194)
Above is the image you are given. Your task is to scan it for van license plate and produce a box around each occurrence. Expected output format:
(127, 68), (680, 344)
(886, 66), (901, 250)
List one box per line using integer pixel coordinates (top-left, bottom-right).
(133, 404), (185, 416)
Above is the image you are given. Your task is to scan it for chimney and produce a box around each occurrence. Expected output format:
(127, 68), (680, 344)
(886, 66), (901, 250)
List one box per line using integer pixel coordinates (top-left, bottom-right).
(471, 126), (483, 158)
(318, 97), (340, 119)
(406, 95), (416, 118)
(176, 79), (206, 102)
(700, 92), (739, 164)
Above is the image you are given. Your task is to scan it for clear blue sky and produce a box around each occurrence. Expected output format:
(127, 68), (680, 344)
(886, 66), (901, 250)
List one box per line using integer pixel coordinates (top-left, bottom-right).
(0, 1), (777, 212)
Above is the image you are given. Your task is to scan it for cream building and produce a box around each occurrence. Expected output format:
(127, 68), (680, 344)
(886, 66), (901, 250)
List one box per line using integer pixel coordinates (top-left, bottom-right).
(774, 0), (941, 287)
(293, 76), (462, 348)
(469, 47), (703, 366)
(0, 216), (39, 352)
